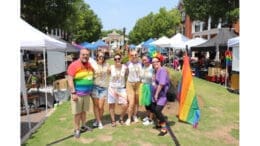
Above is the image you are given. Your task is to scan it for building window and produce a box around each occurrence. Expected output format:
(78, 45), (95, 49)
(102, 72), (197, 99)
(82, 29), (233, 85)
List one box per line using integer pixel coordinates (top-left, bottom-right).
(195, 23), (200, 32)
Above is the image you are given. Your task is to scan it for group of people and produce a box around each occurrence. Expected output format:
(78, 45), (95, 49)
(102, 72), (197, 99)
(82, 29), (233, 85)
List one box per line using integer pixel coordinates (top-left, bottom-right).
(67, 48), (171, 138)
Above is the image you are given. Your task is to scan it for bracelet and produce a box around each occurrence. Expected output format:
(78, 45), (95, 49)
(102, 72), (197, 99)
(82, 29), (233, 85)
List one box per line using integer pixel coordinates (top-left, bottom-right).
(71, 91), (76, 94)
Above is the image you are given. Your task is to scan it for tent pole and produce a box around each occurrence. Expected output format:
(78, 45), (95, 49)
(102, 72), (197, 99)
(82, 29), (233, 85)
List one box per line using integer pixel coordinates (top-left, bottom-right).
(21, 52), (32, 130)
(43, 48), (48, 115)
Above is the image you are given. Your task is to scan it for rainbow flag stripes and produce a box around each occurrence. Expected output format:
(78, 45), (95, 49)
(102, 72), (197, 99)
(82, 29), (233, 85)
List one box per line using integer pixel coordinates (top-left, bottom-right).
(74, 70), (94, 96)
(178, 54), (200, 127)
(225, 50), (232, 66)
(67, 60), (94, 96)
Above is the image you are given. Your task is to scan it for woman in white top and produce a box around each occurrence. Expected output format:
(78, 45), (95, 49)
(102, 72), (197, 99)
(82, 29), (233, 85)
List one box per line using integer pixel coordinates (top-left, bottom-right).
(139, 55), (154, 126)
(108, 53), (128, 127)
(91, 52), (110, 129)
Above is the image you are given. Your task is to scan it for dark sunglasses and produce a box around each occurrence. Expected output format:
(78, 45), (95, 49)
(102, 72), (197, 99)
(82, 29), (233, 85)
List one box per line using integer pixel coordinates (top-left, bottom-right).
(114, 58), (121, 61)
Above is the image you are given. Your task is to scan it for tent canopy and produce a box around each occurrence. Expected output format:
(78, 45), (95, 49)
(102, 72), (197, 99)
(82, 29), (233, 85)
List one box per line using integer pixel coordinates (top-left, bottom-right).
(191, 28), (238, 51)
(94, 39), (108, 48)
(228, 36), (239, 47)
(169, 33), (189, 49)
(142, 38), (155, 48)
(20, 19), (66, 51)
(150, 36), (171, 48)
(185, 37), (207, 49)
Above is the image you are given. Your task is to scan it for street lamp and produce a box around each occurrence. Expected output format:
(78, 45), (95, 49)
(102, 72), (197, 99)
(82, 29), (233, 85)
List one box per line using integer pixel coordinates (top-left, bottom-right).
(123, 27), (126, 54)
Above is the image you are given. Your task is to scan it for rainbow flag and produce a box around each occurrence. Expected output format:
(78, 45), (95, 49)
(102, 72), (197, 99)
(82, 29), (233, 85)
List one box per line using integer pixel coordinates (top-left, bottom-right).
(225, 50), (232, 66)
(178, 54), (200, 127)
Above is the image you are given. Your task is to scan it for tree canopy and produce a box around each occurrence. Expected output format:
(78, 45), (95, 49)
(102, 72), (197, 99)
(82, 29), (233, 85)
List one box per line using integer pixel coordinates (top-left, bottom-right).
(183, 0), (239, 26)
(128, 7), (181, 44)
(21, 0), (102, 43)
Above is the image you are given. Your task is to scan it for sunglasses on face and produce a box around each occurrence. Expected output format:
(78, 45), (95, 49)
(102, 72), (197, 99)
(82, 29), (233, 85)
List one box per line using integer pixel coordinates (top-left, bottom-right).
(114, 57), (121, 61)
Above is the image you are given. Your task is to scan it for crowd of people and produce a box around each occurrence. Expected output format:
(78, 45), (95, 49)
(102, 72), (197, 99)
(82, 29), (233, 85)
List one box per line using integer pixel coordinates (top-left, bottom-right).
(67, 48), (171, 138)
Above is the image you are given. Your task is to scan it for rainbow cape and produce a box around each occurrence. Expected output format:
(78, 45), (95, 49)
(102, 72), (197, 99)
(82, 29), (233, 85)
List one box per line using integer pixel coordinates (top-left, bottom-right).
(177, 54), (200, 127)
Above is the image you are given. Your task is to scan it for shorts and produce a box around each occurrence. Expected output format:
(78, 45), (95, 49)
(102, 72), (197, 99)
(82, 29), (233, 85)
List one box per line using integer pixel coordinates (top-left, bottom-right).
(126, 81), (140, 99)
(71, 94), (90, 115)
(91, 85), (108, 99)
(108, 87), (127, 105)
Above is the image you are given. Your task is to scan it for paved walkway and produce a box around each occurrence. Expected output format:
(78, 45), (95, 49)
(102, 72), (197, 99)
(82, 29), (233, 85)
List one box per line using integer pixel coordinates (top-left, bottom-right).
(21, 108), (52, 139)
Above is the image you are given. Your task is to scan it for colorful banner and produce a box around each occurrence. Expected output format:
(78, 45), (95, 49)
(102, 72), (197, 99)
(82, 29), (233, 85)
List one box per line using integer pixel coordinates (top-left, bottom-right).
(178, 54), (200, 127)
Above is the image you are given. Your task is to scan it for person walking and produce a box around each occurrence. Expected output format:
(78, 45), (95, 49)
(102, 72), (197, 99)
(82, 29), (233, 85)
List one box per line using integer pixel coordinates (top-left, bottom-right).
(107, 53), (128, 127)
(67, 48), (94, 138)
(91, 51), (110, 129)
(125, 50), (142, 125)
(151, 54), (170, 136)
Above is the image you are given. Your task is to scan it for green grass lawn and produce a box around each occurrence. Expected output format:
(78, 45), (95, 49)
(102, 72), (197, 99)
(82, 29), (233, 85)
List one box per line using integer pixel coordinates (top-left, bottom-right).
(22, 69), (239, 146)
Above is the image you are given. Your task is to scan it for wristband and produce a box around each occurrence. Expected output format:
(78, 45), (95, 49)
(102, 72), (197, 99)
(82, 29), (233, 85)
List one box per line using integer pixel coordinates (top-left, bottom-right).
(71, 91), (76, 94)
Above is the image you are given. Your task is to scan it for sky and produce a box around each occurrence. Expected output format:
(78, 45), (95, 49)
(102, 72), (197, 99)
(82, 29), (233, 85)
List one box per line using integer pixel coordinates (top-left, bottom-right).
(84, 0), (179, 34)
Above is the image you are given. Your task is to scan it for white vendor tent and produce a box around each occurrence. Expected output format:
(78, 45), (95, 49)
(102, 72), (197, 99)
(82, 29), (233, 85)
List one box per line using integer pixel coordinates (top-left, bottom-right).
(185, 37), (207, 49)
(20, 18), (67, 137)
(20, 19), (67, 51)
(150, 36), (171, 48)
(227, 36), (239, 72)
(169, 33), (190, 49)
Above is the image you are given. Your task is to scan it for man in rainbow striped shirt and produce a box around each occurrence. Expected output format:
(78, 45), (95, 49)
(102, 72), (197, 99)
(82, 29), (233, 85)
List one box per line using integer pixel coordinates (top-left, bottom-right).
(67, 48), (94, 138)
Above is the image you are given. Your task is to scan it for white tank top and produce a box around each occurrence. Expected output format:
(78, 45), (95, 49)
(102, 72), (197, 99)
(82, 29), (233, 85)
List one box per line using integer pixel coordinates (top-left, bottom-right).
(109, 64), (127, 88)
(127, 62), (142, 82)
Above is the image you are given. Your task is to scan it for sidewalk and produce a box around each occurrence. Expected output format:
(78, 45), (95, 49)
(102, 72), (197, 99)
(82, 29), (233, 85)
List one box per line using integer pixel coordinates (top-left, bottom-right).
(21, 108), (53, 141)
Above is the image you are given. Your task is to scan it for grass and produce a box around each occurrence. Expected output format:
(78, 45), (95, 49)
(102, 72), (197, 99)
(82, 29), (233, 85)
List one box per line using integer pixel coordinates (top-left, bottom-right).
(22, 68), (239, 146)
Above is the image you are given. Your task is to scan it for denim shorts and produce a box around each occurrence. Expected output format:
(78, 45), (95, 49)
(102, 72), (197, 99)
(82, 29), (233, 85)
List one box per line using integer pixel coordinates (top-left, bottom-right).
(91, 85), (108, 99)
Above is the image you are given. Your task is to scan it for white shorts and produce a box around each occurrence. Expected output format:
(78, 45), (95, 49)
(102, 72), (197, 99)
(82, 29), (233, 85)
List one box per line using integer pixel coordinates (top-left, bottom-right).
(108, 87), (127, 105)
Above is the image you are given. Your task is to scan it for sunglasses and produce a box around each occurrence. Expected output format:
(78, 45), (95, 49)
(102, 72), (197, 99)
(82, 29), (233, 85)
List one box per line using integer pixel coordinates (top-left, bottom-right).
(114, 58), (121, 61)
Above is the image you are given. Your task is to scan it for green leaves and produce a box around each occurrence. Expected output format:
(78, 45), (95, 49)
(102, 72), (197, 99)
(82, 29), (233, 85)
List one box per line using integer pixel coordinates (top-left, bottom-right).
(129, 8), (181, 44)
(183, 0), (239, 26)
(21, 0), (102, 43)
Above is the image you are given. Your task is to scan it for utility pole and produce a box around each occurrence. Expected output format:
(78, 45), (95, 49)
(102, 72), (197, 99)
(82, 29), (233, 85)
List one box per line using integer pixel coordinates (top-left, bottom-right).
(123, 27), (126, 54)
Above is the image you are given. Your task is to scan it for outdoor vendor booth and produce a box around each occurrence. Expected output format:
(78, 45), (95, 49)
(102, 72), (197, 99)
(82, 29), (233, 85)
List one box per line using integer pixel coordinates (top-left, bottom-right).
(227, 36), (239, 91)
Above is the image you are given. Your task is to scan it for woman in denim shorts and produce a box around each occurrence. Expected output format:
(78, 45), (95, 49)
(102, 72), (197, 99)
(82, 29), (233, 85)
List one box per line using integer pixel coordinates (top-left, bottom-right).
(91, 52), (110, 129)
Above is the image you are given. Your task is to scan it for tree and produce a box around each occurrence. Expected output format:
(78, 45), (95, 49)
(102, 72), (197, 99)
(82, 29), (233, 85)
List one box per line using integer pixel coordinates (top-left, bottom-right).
(128, 8), (181, 44)
(21, 0), (102, 42)
(183, 0), (239, 27)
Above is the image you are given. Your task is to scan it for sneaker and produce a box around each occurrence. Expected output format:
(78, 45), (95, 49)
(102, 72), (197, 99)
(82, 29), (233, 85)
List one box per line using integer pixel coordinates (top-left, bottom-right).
(133, 116), (139, 123)
(98, 122), (104, 129)
(74, 129), (80, 138)
(143, 120), (154, 126)
(142, 116), (149, 122)
(93, 120), (98, 127)
(125, 118), (131, 126)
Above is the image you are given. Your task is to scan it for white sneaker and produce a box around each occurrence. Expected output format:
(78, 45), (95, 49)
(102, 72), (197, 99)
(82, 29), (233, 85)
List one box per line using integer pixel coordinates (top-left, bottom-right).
(93, 121), (98, 127)
(125, 118), (131, 126)
(143, 120), (154, 126)
(142, 116), (149, 122)
(133, 116), (139, 123)
(98, 122), (103, 129)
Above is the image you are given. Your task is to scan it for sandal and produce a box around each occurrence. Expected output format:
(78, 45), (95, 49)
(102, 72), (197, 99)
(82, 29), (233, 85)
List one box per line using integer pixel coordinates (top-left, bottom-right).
(111, 121), (116, 127)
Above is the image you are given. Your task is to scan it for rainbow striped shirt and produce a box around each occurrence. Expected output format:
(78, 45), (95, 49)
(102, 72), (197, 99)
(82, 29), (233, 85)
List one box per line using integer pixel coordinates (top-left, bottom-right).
(67, 59), (94, 96)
